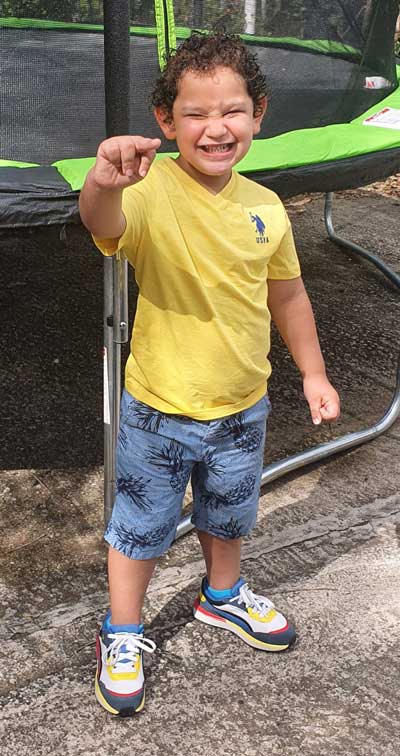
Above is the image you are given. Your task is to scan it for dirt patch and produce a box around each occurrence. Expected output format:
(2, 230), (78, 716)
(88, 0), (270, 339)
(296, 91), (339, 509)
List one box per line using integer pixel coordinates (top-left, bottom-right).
(284, 173), (400, 217)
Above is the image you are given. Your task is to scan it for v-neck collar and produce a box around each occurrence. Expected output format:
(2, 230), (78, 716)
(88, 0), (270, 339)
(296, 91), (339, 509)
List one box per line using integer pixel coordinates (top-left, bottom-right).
(164, 157), (237, 205)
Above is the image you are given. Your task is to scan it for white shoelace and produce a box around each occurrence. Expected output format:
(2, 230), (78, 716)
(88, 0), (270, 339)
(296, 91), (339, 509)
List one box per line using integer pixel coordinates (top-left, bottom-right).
(231, 583), (275, 619)
(106, 632), (156, 672)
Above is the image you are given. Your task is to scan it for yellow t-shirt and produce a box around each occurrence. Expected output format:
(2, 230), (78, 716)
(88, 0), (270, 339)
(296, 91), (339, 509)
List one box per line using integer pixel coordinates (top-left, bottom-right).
(94, 157), (301, 420)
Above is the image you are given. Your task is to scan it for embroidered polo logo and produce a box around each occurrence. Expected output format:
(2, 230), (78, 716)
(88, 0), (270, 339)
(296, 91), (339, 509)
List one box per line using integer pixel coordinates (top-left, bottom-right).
(249, 213), (269, 243)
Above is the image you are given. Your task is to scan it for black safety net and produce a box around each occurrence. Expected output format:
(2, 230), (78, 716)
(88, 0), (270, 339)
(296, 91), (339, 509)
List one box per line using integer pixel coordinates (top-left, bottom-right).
(0, 1), (399, 225)
(1, 1), (398, 165)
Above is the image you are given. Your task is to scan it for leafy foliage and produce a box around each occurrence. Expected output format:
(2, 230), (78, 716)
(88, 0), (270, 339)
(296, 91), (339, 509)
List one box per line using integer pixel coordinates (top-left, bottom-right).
(0, 0), (80, 20)
(1, 0), (399, 53)
(0, 0), (154, 24)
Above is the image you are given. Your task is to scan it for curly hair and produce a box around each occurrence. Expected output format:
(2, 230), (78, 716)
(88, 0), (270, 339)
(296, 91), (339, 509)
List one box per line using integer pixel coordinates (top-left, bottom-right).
(151, 32), (267, 123)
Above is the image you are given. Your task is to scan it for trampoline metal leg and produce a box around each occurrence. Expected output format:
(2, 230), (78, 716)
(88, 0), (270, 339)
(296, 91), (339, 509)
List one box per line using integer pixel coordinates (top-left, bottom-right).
(104, 257), (114, 524)
(324, 192), (400, 288)
(174, 193), (400, 540)
(104, 254), (129, 525)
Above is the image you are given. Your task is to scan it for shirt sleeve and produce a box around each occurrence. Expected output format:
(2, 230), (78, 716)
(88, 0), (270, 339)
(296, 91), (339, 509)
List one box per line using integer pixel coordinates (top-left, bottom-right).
(91, 174), (154, 267)
(267, 207), (301, 280)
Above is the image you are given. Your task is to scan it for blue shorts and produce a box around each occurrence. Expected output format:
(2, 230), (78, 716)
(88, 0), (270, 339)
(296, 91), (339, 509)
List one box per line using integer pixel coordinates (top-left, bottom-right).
(105, 389), (271, 559)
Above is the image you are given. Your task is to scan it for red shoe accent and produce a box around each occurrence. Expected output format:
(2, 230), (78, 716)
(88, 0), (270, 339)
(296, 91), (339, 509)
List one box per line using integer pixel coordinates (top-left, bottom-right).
(96, 636), (102, 676)
(104, 684), (144, 698)
(195, 602), (227, 623)
(269, 621), (289, 634)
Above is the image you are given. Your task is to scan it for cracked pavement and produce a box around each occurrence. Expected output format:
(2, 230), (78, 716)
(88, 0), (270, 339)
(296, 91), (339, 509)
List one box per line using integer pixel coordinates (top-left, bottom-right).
(0, 191), (399, 755)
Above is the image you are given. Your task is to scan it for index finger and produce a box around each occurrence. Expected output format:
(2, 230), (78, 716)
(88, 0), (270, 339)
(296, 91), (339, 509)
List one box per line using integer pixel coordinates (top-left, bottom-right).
(122, 137), (160, 177)
(132, 136), (161, 154)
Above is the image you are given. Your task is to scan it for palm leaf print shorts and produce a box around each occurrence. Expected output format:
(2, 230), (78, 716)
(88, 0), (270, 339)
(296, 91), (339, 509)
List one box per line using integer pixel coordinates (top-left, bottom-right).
(104, 389), (271, 559)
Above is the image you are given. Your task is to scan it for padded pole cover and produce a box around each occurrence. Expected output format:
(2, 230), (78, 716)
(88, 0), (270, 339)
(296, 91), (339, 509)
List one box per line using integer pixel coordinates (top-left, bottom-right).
(104, 0), (130, 136)
(103, 0), (131, 522)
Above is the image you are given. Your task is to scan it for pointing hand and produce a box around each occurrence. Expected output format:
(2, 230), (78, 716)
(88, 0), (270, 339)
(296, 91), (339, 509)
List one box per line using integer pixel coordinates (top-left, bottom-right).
(93, 135), (161, 190)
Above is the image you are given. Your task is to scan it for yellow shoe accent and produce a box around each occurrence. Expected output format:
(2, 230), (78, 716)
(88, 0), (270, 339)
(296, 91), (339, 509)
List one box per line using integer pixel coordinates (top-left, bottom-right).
(94, 674), (119, 715)
(106, 661), (140, 682)
(247, 607), (277, 623)
(135, 690), (146, 712)
(225, 619), (288, 651)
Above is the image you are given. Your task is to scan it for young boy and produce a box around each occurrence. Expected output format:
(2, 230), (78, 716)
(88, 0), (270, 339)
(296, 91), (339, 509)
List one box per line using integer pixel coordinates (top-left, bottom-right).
(79, 32), (340, 717)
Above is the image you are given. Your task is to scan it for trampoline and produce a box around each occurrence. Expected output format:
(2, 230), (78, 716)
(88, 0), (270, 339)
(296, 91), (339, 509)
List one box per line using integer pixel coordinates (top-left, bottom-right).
(1, 1), (399, 531)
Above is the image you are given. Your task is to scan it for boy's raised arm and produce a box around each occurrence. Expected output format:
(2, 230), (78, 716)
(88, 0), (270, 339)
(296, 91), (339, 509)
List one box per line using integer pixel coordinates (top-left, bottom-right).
(79, 135), (161, 239)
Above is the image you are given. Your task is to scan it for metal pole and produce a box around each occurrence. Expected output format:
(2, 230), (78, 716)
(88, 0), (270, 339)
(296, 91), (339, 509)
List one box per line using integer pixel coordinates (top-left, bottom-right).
(325, 192), (400, 288)
(103, 0), (131, 523)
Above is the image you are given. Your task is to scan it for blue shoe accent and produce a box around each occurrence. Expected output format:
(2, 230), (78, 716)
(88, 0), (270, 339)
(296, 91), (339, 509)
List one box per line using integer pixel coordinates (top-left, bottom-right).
(204, 576), (245, 602)
(103, 611), (144, 636)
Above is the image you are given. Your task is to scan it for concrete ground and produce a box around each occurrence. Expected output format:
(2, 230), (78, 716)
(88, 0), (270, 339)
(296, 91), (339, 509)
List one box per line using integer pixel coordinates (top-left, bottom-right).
(0, 189), (399, 756)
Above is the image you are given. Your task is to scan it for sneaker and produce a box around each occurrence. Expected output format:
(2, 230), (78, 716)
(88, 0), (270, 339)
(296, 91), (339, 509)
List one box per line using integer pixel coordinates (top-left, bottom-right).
(95, 613), (156, 716)
(193, 577), (296, 651)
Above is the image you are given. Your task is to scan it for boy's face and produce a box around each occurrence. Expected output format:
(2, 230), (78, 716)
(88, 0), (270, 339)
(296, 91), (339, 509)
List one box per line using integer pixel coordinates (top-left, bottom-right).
(155, 66), (266, 193)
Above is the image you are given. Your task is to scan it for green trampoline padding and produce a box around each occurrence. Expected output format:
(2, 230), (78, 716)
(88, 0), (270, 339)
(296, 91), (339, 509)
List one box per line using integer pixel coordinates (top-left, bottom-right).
(0, 19), (359, 58)
(0, 17), (158, 36)
(0, 158), (40, 168)
(154, 0), (176, 65)
(175, 27), (360, 58)
(51, 157), (97, 190)
(2, 67), (399, 192)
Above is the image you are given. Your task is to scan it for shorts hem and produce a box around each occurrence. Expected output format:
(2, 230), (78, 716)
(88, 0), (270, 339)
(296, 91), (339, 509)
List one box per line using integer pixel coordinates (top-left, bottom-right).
(104, 532), (173, 560)
(192, 516), (256, 541)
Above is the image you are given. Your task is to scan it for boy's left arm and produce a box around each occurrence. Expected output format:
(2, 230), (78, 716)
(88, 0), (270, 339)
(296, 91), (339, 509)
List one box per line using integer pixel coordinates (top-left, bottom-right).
(267, 276), (340, 425)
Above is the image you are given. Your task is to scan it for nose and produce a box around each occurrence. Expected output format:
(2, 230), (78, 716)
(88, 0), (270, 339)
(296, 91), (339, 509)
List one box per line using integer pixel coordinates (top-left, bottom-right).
(204, 115), (229, 139)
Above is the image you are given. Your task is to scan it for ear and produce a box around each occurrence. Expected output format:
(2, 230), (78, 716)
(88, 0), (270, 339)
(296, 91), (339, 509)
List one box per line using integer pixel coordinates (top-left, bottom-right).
(154, 107), (176, 140)
(252, 97), (267, 135)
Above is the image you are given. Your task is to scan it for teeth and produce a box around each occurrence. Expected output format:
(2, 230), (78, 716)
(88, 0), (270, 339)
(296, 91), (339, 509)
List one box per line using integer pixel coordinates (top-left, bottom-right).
(202, 144), (231, 153)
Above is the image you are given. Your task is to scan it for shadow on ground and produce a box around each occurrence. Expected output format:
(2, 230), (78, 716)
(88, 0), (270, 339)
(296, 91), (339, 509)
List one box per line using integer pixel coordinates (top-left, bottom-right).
(0, 191), (399, 756)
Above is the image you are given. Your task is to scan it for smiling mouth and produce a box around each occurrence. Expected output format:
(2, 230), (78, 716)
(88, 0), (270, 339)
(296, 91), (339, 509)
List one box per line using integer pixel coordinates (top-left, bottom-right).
(199, 143), (234, 154)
